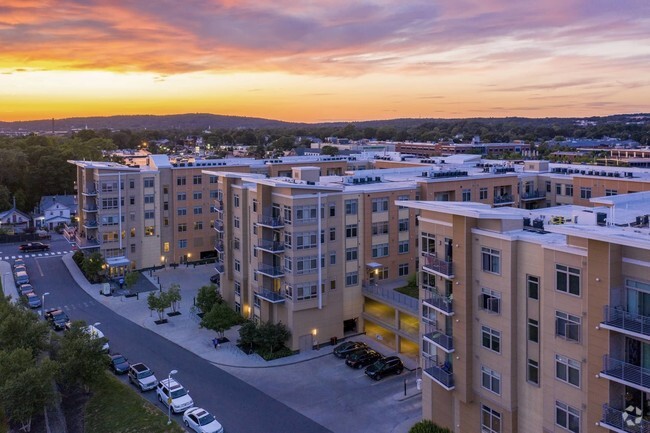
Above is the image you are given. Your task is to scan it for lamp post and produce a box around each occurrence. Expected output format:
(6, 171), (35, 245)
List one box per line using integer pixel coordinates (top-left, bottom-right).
(167, 369), (178, 424)
(41, 292), (50, 317)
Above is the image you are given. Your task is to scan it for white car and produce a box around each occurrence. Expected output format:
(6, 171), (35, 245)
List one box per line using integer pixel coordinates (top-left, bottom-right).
(183, 407), (224, 433)
(85, 325), (110, 352)
(156, 378), (193, 414)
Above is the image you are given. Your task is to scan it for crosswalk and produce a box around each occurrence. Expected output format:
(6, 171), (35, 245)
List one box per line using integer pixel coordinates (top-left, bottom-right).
(47, 300), (99, 312)
(1, 251), (74, 261)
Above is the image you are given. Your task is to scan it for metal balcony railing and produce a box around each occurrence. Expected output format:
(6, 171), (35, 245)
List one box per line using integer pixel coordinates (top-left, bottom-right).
(82, 205), (98, 212)
(423, 359), (454, 390)
(602, 305), (650, 338)
(520, 190), (546, 201)
(82, 189), (97, 196)
(423, 291), (454, 315)
(257, 240), (285, 253)
(215, 242), (225, 253)
(422, 253), (454, 278)
(601, 355), (650, 391)
(424, 329), (454, 353)
(258, 216), (284, 228)
(493, 194), (515, 205)
(83, 220), (98, 228)
(214, 262), (225, 274)
(256, 265), (285, 278)
(600, 403), (650, 432)
(214, 221), (224, 232)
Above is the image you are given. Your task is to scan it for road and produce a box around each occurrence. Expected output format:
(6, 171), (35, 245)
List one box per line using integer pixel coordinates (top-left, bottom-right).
(19, 249), (332, 433)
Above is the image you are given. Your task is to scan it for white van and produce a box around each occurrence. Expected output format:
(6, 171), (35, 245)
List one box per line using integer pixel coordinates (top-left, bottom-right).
(86, 325), (110, 353)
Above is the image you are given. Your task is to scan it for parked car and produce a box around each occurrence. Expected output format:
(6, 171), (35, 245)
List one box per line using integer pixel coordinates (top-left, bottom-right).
(209, 274), (220, 284)
(109, 353), (130, 374)
(365, 356), (404, 381)
(19, 242), (50, 252)
(44, 309), (70, 331)
(183, 407), (224, 433)
(19, 283), (35, 296)
(25, 292), (42, 308)
(157, 377), (194, 414)
(14, 271), (29, 287)
(13, 258), (25, 269)
(345, 348), (383, 369)
(85, 324), (110, 353)
(128, 363), (158, 392)
(13, 265), (27, 274)
(333, 341), (368, 359)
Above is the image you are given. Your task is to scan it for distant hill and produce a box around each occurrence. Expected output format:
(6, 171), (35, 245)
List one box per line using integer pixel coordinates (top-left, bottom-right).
(0, 112), (647, 133)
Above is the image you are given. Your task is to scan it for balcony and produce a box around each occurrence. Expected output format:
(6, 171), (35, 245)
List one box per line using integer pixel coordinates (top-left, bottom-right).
(601, 355), (650, 392)
(600, 404), (650, 433)
(493, 194), (515, 206)
(83, 220), (98, 228)
(423, 291), (454, 316)
(255, 289), (285, 304)
(362, 282), (418, 314)
(214, 262), (225, 274)
(82, 189), (97, 196)
(601, 305), (650, 341)
(214, 221), (224, 233)
(214, 201), (223, 213)
(422, 253), (454, 279)
(215, 241), (225, 253)
(423, 358), (455, 390)
(258, 215), (284, 229)
(82, 205), (98, 213)
(423, 329), (454, 353)
(257, 240), (285, 254)
(256, 264), (285, 278)
(520, 190), (546, 201)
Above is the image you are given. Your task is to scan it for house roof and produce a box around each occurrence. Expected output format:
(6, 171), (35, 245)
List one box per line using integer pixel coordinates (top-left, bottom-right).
(39, 195), (77, 211)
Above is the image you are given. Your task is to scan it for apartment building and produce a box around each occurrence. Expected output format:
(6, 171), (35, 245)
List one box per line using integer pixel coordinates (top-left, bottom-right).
(403, 192), (650, 433)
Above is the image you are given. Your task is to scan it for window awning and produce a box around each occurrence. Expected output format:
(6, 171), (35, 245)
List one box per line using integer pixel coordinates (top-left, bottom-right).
(366, 262), (382, 269)
(105, 256), (131, 268)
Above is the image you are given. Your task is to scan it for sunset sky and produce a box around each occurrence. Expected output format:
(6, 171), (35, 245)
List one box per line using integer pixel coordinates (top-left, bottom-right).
(1, 0), (649, 123)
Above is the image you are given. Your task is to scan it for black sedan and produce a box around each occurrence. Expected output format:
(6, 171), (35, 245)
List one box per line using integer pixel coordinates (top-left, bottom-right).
(345, 349), (383, 369)
(333, 341), (368, 359)
(109, 353), (130, 374)
(365, 356), (404, 380)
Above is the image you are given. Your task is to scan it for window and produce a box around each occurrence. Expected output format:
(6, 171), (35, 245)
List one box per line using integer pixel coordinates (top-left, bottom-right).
(528, 319), (539, 343)
(481, 405), (501, 433)
(177, 192), (186, 201)
(144, 195), (154, 204)
(605, 189), (617, 196)
(398, 219), (409, 232)
(481, 247), (500, 274)
(555, 311), (581, 342)
(579, 187), (591, 199)
(144, 178), (154, 188)
(193, 191), (202, 200)
(556, 401), (580, 433)
(346, 248), (358, 261)
(295, 232), (318, 249)
(145, 226), (155, 236)
(177, 208), (187, 216)
(527, 359), (539, 385)
(481, 326), (500, 353)
(371, 197), (388, 213)
(193, 207), (203, 215)
(179, 239), (187, 248)
(233, 238), (240, 250)
(480, 288), (501, 314)
(398, 263), (409, 276)
(329, 204), (336, 217)
(565, 184), (573, 196)
(329, 227), (336, 241)
(345, 199), (358, 215)
(372, 221), (389, 235)
(284, 232), (292, 249)
(556, 184), (562, 195)
(194, 221), (203, 230)
(422, 232), (435, 254)
(234, 217), (240, 229)
(101, 197), (119, 209)
(377, 267), (389, 280)
(346, 272), (359, 286)
(295, 256), (318, 275)
(546, 181), (552, 192)
(177, 176), (186, 186)
(479, 188), (488, 200)
(346, 224), (358, 238)
(527, 275), (539, 300)
(481, 366), (501, 395)
(234, 194), (240, 208)
(144, 211), (154, 219)
(398, 240), (409, 254)
(284, 206), (292, 224)
(252, 199), (257, 213)
(129, 196), (135, 205)
(163, 242), (170, 252)
(330, 280), (336, 290)
(372, 243), (389, 258)
(193, 175), (202, 185)
(330, 253), (336, 265)
(178, 223), (187, 232)
(234, 260), (241, 273)
(462, 189), (471, 201)
(209, 175), (217, 184)
(556, 264), (580, 296)
(129, 179), (135, 189)
(556, 355), (580, 387)
(295, 205), (318, 222)
(397, 195), (409, 208)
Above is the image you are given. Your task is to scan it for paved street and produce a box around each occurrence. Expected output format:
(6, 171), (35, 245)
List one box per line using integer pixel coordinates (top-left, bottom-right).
(1, 239), (422, 433)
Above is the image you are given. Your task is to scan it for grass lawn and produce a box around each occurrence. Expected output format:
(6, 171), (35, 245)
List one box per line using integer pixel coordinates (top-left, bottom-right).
(85, 373), (184, 433)
(395, 285), (419, 299)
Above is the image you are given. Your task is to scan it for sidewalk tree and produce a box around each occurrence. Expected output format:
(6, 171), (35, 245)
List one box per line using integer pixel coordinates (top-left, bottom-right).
(124, 271), (139, 290)
(147, 291), (170, 321)
(165, 284), (182, 313)
(237, 320), (257, 354)
(82, 251), (105, 283)
(55, 321), (108, 392)
(200, 302), (240, 338)
(254, 321), (291, 356)
(195, 284), (223, 314)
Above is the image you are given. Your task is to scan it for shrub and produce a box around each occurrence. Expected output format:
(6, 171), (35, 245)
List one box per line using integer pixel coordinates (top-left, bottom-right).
(409, 420), (452, 433)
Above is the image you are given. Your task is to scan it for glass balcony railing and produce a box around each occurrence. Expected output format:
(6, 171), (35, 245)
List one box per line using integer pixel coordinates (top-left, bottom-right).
(493, 194), (514, 205)
(423, 328), (454, 353)
(255, 289), (285, 304)
(257, 240), (285, 253)
(422, 253), (454, 278)
(601, 355), (650, 392)
(214, 262), (225, 274)
(215, 241), (225, 253)
(423, 358), (454, 390)
(214, 221), (224, 233)
(423, 291), (454, 315)
(520, 190), (546, 201)
(258, 216), (284, 228)
(602, 305), (650, 339)
(256, 265), (285, 278)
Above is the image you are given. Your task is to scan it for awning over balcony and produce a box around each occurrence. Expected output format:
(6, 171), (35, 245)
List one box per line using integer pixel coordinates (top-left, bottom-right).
(366, 262), (382, 269)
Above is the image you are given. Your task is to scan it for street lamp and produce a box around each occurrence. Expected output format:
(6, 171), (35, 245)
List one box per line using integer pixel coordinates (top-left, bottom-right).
(167, 369), (178, 424)
(41, 292), (50, 317)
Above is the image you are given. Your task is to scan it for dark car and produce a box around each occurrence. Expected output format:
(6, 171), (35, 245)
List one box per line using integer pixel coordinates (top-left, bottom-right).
(19, 283), (35, 296)
(19, 242), (50, 252)
(44, 309), (70, 331)
(333, 341), (368, 359)
(209, 274), (220, 284)
(25, 292), (42, 309)
(109, 353), (130, 374)
(365, 356), (404, 380)
(345, 348), (383, 369)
